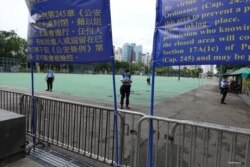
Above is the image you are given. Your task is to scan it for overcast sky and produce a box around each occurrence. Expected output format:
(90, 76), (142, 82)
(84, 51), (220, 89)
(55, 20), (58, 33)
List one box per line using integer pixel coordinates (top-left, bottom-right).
(0, 0), (156, 53)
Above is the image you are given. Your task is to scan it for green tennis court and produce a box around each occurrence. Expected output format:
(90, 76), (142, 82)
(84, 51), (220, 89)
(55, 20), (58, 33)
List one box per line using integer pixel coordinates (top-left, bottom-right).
(0, 72), (204, 106)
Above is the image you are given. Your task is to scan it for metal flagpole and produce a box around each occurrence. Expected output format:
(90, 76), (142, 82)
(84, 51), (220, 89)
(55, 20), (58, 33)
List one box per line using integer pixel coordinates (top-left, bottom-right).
(148, 60), (156, 167)
(30, 62), (36, 148)
(111, 58), (119, 166)
(147, 24), (158, 166)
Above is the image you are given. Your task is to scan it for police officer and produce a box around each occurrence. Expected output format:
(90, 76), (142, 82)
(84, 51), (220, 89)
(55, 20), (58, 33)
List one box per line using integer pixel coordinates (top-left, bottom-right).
(220, 76), (229, 104)
(120, 69), (132, 109)
(45, 68), (55, 92)
(147, 75), (151, 85)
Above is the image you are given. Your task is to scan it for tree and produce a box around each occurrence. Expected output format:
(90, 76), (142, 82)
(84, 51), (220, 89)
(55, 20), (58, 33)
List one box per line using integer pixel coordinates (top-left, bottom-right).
(215, 65), (247, 74)
(0, 30), (27, 67)
(118, 61), (130, 71)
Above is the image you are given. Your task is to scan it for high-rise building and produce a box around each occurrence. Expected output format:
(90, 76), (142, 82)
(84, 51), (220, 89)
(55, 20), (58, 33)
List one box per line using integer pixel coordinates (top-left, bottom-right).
(121, 43), (143, 63)
(201, 65), (214, 73)
(121, 43), (132, 62)
(114, 47), (122, 61)
(134, 45), (143, 63)
(142, 52), (152, 67)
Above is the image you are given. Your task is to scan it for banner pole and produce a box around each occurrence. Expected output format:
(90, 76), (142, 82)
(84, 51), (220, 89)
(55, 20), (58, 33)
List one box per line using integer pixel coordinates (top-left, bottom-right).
(31, 62), (36, 148)
(150, 61), (156, 117)
(111, 58), (119, 166)
(148, 60), (156, 167)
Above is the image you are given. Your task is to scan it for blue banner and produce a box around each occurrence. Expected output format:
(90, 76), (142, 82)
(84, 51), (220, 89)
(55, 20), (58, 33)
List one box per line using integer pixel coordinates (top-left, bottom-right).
(26, 0), (113, 63)
(153, 0), (250, 66)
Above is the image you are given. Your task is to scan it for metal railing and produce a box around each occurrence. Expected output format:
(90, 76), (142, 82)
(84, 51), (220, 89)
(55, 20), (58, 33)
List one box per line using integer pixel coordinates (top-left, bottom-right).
(0, 89), (24, 113)
(0, 89), (144, 166)
(135, 116), (250, 167)
(1, 88), (250, 167)
(118, 110), (145, 166)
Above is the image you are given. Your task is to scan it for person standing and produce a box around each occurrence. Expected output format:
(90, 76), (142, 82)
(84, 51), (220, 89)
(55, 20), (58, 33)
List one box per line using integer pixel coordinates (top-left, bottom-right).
(220, 77), (229, 104)
(147, 75), (150, 85)
(120, 69), (132, 109)
(45, 68), (55, 92)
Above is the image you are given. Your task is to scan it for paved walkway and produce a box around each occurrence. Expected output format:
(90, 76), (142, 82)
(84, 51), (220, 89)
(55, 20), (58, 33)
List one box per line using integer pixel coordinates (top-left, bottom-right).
(240, 94), (250, 106)
(1, 81), (250, 129)
(6, 158), (43, 167)
(153, 82), (250, 129)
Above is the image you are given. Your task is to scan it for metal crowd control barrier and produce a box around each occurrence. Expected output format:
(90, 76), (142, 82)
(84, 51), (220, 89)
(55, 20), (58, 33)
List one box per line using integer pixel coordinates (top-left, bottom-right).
(1, 88), (250, 167)
(135, 116), (250, 167)
(0, 89), (144, 166)
(118, 110), (146, 166)
(0, 89), (24, 113)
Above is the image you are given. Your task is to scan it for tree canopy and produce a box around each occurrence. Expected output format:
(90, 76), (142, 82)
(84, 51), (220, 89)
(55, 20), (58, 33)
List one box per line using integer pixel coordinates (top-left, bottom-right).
(216, 65), (249, 74)
(0, 30), (27, 64)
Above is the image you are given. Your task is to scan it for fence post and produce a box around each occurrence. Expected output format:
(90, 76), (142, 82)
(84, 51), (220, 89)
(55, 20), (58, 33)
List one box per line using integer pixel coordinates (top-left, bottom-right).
(118, 113), (125, 165)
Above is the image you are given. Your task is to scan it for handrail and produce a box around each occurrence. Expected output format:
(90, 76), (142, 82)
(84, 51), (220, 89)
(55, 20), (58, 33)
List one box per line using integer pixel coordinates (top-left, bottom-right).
(1, 88), (250, 167)
(135, 116), (250, 167)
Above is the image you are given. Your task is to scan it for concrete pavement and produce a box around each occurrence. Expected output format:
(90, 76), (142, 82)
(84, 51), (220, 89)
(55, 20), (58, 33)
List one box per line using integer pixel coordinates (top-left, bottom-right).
(1, 80), (249, 127)
(153, 82), (250, 129)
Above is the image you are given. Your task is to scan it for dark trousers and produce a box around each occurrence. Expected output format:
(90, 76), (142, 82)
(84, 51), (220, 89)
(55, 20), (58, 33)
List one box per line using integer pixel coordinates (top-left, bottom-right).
(221, 88), (228, 103)
(47, 77), (54, 91)
(147, 78), (150, 85)
(120, 85), (131, 107)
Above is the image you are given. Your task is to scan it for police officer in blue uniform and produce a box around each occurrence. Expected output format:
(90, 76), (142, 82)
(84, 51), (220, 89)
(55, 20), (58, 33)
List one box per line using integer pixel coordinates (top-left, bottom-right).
(45, 68), (55, 92)
(220, 76), (229, 104)
(120, 69), (132, 109)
